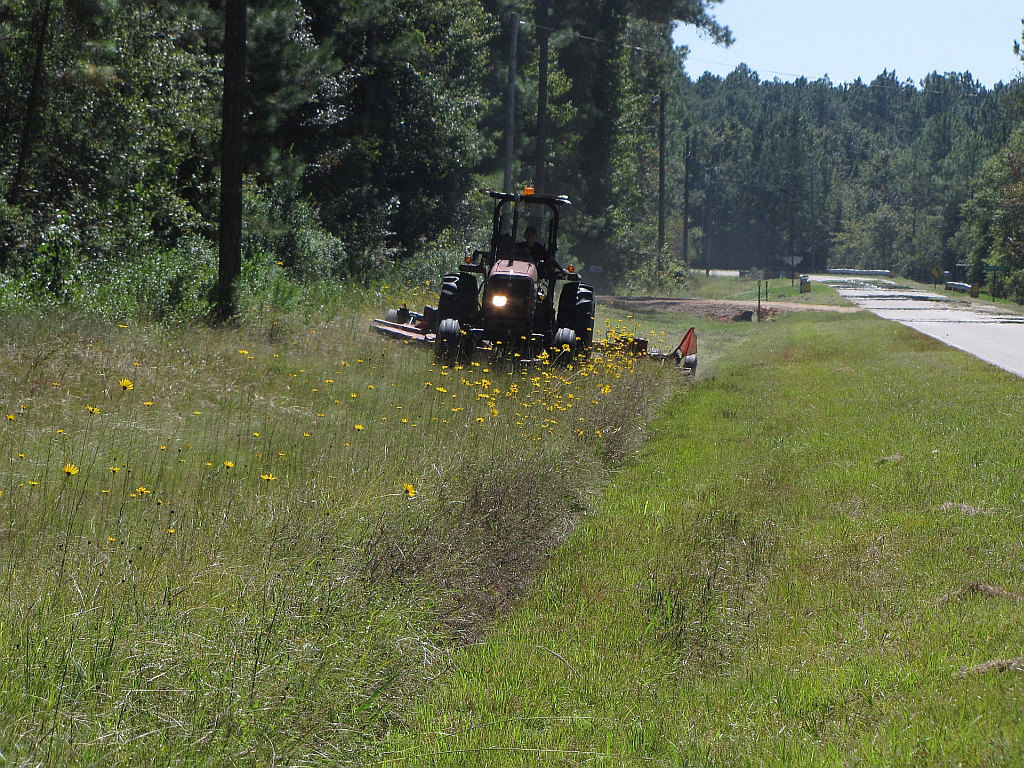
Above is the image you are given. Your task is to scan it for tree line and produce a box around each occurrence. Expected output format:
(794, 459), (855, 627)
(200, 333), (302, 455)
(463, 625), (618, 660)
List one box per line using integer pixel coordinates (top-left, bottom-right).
(3, 0), (1024, 315)
(682, 65), (1019, 287)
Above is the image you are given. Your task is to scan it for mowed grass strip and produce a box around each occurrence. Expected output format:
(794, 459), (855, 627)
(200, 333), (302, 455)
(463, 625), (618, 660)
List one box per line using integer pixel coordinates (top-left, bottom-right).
(384, 310), (1024, 766)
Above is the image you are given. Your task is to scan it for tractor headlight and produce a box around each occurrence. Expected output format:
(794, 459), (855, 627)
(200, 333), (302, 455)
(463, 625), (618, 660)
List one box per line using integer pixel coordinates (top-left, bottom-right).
(492, 295), (508, 307)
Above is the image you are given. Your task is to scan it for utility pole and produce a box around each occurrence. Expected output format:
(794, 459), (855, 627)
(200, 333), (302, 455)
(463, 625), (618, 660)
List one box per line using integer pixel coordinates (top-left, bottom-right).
(503, 13), (519, 194)
(658, 90), (666, 255)
(533, 0), (550, 193)
(682, 135), (690, 265)
(808, 165), (816, 272)
(704, 167), (716, 276)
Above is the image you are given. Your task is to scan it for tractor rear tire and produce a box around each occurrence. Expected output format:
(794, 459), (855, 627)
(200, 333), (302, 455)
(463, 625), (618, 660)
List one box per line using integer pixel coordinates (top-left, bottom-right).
(557, 283), (579, 328)
(573, 284), (596, 348)
(437, 272), (478, 324)
(557, 283), (595, 350)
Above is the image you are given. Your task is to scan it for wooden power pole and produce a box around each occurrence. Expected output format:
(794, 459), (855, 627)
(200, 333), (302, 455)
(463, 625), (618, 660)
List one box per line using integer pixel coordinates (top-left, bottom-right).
(533, 0), (550, 193)
(658, 90), (666, 255)
(503, 13), (519, 194)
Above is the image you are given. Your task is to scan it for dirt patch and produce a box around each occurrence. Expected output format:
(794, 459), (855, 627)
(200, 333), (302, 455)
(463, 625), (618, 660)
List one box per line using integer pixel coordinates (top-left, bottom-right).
(600, 296), (860, 322)
(939, 501), (979, 515)
(939, 582), (1023, 605)
(956, 657), (1024, 678)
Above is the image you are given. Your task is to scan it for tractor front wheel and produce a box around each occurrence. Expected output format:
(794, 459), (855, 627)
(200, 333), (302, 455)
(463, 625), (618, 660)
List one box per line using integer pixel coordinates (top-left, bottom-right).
(552, 327), (577, 365)
(435, 318), (461, 362)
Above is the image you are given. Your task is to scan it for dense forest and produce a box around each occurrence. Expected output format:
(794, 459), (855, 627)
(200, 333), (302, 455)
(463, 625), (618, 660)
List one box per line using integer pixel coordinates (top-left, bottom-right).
(3, 0), (1024, 317)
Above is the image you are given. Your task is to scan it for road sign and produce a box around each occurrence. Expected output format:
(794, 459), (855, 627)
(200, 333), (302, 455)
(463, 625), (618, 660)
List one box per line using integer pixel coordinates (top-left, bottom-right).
(982, 265), (1008, 272)
(931, 265), (943, 279)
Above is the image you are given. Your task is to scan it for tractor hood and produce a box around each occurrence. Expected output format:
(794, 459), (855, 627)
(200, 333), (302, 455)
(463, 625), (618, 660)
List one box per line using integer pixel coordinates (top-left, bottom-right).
(490, 258), (538, 282)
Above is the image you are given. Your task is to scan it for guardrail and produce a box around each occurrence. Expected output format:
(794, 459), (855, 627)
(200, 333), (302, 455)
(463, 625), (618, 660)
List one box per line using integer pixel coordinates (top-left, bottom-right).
(826, 268), (893, 277)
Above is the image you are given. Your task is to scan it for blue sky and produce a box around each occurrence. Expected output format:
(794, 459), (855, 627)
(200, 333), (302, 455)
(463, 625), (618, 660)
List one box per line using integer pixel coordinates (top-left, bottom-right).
(672, 1), (1023, 88)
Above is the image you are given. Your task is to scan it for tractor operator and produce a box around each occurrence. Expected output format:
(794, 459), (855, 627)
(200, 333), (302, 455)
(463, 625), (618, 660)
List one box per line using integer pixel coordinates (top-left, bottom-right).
(518, 225), (562, 279)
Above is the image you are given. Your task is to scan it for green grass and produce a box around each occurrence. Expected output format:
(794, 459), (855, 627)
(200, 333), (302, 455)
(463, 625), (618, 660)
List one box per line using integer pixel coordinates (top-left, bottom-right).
(0, 298), (679, 765)
(6, 294), (1023, 766)
(383, 310), (1024, 766)
(687, 274), (854, 306)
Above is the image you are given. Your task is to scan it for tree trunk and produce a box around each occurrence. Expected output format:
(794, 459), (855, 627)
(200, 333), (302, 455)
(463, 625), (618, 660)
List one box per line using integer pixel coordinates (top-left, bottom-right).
(216, 0), (246, 322)
(8, 0), (50, 209)
(3, 0), (51, 272)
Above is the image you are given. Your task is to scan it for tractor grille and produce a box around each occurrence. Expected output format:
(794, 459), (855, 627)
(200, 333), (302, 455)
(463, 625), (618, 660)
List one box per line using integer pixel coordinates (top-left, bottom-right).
(485, 275), (534, 334)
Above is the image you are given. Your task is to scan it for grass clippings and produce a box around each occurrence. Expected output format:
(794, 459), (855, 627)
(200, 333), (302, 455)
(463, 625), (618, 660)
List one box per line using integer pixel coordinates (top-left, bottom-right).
(940, 582), (1024, 605)
(956, 657), (1024, 678)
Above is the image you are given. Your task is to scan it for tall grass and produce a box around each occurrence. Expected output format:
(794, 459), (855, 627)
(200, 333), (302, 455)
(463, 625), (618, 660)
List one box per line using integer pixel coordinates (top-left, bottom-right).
(0, 299), (683, 765)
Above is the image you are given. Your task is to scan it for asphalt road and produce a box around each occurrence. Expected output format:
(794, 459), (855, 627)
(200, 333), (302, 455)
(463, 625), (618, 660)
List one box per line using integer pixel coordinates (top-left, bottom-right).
(813, 276), (1024, 378)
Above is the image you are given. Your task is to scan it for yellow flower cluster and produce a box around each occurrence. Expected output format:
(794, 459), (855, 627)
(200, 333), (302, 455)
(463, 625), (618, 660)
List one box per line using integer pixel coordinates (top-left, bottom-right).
(0, 317), (648, 510)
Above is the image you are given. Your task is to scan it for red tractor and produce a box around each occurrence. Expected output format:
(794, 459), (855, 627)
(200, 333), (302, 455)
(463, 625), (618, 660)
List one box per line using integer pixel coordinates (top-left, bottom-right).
(378, 188), (595, 364)
(373, 188), (699, 374)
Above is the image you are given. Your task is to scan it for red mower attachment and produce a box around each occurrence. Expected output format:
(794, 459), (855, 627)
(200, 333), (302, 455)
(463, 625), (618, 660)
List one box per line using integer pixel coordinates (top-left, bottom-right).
(589, 326), (697, 376)
(644, 326), (697, 375)
(371, 305), (437, 345)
